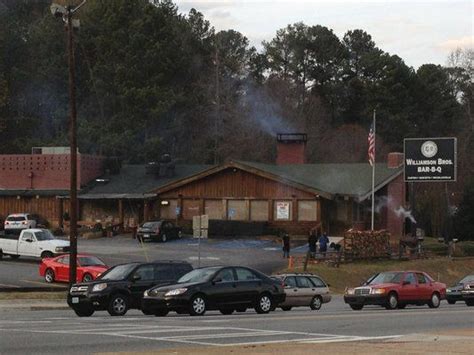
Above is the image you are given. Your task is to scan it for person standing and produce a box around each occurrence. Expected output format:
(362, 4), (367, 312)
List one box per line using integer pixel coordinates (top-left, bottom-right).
(308, 228), (317, 258)
(318, 232), (329, 258)
(282, 233), (290, 258)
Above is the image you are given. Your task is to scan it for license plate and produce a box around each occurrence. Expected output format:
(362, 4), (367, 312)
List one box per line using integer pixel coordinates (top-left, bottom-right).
(144, 234), (150, 238)
(72, 297), (79, 304)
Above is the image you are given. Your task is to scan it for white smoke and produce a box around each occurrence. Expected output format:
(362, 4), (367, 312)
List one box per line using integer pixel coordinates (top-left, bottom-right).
(394, 206), (417, 223)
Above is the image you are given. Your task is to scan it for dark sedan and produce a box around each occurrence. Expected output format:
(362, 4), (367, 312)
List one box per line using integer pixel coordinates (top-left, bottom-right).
(142, 266), (286, 316)
(137, 220), (182, 243)
(446, 274), (474, 304)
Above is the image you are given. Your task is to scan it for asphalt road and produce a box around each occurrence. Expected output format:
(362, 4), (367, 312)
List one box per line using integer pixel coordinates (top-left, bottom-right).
(0, 235), (287, 288)
(0, 296), (472, 354)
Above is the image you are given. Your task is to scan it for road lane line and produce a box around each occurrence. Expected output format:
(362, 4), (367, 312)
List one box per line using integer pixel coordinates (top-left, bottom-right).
(0, 283), (20, 287)
(301, 335), (403, 344)
(18, 279), (66, 287)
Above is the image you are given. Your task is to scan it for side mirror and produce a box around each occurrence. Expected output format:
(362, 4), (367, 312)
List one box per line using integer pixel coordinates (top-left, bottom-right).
(25, 239), (33, 243)
(327, 283), (331, 287)
(132, 275), (141, 281)
(212, 278), (222, 284)
(402, 281), (410, 286)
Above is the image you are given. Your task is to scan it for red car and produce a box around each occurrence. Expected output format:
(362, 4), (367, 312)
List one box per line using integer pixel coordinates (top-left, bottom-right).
(39, 254), (108, 283)
(344, 271), (446, 310)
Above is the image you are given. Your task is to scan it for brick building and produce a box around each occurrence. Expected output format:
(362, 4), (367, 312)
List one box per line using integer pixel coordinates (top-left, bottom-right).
(0, 137), (407, 237)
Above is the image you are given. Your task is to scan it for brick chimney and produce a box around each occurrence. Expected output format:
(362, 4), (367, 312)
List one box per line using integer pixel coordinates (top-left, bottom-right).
(276, 133), (307, 165)
(387, 152), (404, 168)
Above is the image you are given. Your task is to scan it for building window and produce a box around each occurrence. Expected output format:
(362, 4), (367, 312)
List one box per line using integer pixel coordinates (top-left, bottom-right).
(274, 201), (292, 220)
(183, 199), (200, 220)
(250, 200), (268, 221)
(298, 200), (317, 221)
(352, 201), (363, 222)
(227, 200), (248, 220)
(336, 200), (348, 221)
(160, 199), (178, 219)
(204, 200), (223, 220)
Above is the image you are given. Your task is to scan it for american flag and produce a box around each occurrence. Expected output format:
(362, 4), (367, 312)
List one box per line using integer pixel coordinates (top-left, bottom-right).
(368, 123), (375, 166)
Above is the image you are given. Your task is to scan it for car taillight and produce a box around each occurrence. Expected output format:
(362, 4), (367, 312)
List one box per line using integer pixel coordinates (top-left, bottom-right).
(22, 221), (27, 225)
(5, 221), (9, 225)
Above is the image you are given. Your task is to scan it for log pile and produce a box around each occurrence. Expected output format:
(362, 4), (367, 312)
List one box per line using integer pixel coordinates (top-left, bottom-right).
(343, 229), (391, 260)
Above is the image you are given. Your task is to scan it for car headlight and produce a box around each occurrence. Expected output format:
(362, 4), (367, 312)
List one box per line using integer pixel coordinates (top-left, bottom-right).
(446, 289), (452, 293)
(370, 288), (386, 295)
(144, 290), (149, 297)
(92, 283), (107, 292)
(165, 288), (187, 297)
(55, 247), (64, 252)
(345, 288), (355, 295)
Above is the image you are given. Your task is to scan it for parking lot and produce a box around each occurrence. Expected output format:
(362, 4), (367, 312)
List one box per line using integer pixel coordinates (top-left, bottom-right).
(0, 234), (287, 289)
(1, 297), (472, 354)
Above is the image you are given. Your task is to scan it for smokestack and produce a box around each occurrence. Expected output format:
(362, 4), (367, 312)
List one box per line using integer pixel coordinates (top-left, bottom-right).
(276, 133), (307, 165)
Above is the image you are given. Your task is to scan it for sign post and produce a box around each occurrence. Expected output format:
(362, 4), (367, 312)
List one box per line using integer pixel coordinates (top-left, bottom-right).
(193, 214), (209, 267)
(404, 137), (457, 251)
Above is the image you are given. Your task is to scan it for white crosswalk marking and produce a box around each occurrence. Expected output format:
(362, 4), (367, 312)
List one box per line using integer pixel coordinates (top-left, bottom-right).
(0, 318), (402, 347)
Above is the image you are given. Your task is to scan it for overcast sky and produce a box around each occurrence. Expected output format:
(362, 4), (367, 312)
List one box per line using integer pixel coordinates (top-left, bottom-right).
(174, 0), (473, 69)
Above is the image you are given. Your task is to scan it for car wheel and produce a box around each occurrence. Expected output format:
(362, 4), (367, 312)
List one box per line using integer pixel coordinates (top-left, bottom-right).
(141, 309), (154, 315)
(154, 309), (169, 317)
(161, 234), (167, 243)
(466, 300), (474, 307)
(82, 273), (93, 283)
(74, 307), (94, 317)
(255, 293), (273, 314)
(219, 308), (234, 315)
(350, 304), (363, 310)
(10, 254), (20, 259)
(107, 294), (129, 316)
(310, 296), (323, 310)
(281, 306), (292, 311)
(428, 293), (440, 308)
(44, 268), (55, 283)
(385, 292), (398, 310)
(397, 303), (407, 309)
(189, 294), (207, 316)
(447, 300), (456, 305)
(41, 251), (54, 259)
(235, 307), (247, 313)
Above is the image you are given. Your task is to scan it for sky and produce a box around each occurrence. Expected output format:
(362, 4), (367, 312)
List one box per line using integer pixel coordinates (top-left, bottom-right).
(174, 0), (473, 69)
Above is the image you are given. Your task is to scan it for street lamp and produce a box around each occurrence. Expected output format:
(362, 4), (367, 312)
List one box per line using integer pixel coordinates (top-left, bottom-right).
(50, 1), (86, 288)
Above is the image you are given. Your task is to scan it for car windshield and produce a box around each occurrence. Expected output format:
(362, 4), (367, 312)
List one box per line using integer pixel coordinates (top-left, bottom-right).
(177, 268), (218, 283)
(99, 264), (137, 281)
(78, 256), (106, 267)
(459, 275), (474, 284)
(35, 230), (55, 241)
(366, 272), (403, 285)
(142, 222), (158, 228)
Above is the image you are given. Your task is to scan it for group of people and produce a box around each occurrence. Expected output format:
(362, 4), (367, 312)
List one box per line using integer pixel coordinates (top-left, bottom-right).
(280, 224), (331, 259)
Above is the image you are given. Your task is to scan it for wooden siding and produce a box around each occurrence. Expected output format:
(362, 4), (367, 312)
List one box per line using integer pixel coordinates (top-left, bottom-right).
(0, 196), (59, 226)
(160, 168), (316, 199)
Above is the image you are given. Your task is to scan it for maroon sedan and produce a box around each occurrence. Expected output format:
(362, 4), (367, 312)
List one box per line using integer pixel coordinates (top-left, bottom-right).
(39, 254), (109, 283)
(344, 271), (446, 310)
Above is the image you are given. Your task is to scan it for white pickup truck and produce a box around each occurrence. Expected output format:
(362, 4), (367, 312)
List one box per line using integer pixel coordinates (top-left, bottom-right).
(0, 229), (70, 259)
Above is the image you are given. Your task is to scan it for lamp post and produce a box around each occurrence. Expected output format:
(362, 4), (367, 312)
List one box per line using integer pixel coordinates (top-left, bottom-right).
(51, 1), (87, 288)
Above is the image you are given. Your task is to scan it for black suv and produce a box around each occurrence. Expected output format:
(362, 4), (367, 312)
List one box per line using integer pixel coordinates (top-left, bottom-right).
(67, 261), (193, 317)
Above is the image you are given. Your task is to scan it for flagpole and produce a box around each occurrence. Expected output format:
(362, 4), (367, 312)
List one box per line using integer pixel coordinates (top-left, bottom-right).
(371, 109), (376, 231)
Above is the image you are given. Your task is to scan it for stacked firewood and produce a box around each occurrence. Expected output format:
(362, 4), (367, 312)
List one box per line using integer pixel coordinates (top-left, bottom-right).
(343, 229), (391, 260)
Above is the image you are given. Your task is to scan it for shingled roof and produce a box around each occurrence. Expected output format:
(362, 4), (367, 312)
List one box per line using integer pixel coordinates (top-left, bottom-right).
(78, 164), (211, 199)
(235, 161), (403, 201)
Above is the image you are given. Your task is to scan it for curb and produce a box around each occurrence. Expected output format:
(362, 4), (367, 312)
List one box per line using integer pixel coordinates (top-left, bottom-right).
(30, 306), (70, 311)
(0, 287), (67, 293)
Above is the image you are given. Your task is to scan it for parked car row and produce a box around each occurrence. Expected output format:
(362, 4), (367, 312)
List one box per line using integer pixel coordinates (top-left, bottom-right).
(65, 259), (473, 318)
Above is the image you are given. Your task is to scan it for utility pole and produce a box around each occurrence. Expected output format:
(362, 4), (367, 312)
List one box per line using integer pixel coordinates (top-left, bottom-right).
(213, 42), (220, 165)
(51, 1), (87, 288)
(67, 6), (78, 288)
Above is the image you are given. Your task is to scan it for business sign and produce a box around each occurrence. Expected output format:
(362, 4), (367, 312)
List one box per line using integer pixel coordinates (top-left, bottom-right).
(404, 137), (457, 182)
